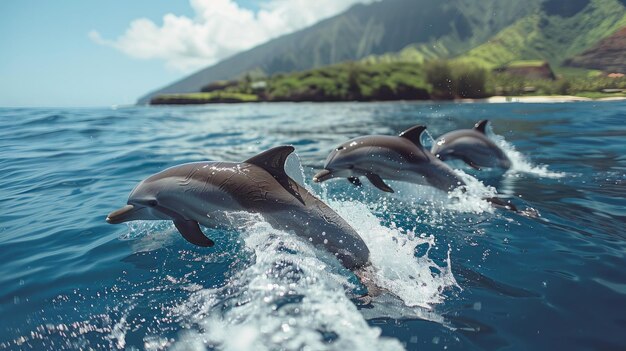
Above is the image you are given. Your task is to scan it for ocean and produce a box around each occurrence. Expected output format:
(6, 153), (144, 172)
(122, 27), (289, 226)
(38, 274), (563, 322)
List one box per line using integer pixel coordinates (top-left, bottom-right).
(1, 101), (624, 350)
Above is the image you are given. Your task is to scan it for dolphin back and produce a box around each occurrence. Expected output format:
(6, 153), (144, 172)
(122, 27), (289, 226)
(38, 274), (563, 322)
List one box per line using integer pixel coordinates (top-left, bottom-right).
(242, 146), (371, 269)
(432, 128), (511, 170)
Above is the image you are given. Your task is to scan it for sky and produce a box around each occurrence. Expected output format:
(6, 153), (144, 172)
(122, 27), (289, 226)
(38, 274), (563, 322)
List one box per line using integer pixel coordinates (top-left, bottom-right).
(0, 0), (370, 107)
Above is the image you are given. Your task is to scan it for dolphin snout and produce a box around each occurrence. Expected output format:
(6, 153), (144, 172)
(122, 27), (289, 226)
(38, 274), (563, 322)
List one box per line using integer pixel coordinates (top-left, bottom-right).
(106, 204), (135, 224)
(313, 169), (333, 183)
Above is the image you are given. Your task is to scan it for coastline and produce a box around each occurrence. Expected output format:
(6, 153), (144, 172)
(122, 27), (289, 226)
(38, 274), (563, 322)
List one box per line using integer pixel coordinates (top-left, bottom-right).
(149, 94), (626, 106)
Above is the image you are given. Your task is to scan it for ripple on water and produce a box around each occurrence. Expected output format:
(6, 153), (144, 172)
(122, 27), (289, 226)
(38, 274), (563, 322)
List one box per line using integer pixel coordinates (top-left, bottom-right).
(1, 103), (626, 350)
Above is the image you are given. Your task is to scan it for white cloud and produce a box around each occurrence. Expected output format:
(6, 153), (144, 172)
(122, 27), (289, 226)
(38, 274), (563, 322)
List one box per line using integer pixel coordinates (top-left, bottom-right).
(91, 0), (372, 72)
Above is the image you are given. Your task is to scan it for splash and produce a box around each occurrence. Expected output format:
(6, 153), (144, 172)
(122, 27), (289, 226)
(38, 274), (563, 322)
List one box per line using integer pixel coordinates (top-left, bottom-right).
(329, 200), (458, 308)
(171, 221), (407, 351)
(164, 155), (458, 350)
(121, 220), (177, 252)
(168, 204), (457, 349)
(491, 133), (565, 179)
(350, 173), (497, 216)
(447, 170), (499, 214)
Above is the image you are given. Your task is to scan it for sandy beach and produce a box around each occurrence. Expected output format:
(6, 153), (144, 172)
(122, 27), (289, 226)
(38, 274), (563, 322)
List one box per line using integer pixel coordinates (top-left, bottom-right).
(460, 95), (626, 104)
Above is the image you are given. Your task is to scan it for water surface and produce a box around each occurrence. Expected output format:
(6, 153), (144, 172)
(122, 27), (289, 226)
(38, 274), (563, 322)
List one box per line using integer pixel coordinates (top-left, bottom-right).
(1, 102), (624, 350)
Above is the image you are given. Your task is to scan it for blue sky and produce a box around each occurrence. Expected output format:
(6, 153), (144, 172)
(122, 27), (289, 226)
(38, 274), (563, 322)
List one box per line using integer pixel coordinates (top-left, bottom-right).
(0, 1), (195, 107)
(0, 0), (365, 107)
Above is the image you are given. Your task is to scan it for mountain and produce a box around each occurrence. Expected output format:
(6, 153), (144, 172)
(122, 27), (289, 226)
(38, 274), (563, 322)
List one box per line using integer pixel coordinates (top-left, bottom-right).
(455, 0), (626, 69)
(138, 0), (538, 104)
(564, 26), (626, 72)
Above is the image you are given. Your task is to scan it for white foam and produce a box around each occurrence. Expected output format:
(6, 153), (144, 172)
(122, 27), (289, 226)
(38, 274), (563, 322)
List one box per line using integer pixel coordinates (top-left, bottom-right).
(447, 170), (498, 214)
(171, 221), (406, 351)
(285, 153), (307, 186)
(329, 200), (458, 308)
(491, 132), (565, 179)
(106, 311), (130, 349)
(369, 173), (496, 215)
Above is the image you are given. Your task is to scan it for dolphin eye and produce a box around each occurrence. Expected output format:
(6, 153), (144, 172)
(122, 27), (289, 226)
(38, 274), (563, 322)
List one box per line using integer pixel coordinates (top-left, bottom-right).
(147, 200), (158, 207)
(336, 146), (345, 151)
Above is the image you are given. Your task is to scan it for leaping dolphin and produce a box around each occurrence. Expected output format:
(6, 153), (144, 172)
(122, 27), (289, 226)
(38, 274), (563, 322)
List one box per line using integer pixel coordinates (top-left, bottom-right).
(312, 125), (465, 193)
(312, 126), (518, 211)
(431, 120), (511, 170)
(106, 146), (370, 270)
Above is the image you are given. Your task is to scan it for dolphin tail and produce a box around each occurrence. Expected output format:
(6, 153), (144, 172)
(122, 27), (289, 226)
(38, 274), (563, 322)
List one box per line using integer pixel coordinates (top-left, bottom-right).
(485, 197), (518, 212)
(486, 197), (541, 218)
(353, 264), (396, 304)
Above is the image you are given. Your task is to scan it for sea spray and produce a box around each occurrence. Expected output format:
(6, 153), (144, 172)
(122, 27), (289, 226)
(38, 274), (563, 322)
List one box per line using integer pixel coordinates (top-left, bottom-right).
(171, 220), (406, 351)
(328, 200), (459, 308)
(490, 131), (565, 179)
(291, 153), (459, 308)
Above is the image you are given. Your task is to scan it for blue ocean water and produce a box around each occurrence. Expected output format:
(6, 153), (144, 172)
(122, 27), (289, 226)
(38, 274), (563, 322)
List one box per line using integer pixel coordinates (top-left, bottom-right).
(0, 102), (625, 350)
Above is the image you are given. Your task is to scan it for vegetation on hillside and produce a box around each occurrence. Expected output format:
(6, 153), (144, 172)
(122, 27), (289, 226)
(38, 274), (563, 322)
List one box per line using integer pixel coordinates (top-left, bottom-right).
(565, 27), (626, 72)
(264, 62), (430, 101)
(423, 61), (488, 99)
(455, 0), (626, 68)
(150, 92), (258, 105)
(150, 58), (626, 104)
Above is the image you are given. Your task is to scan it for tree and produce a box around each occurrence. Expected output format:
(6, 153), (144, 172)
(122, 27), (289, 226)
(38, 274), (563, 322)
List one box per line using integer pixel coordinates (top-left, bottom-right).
(346, 63), (362, 100)
(425, 61), (454, 99)
(453, 64), (487, 98)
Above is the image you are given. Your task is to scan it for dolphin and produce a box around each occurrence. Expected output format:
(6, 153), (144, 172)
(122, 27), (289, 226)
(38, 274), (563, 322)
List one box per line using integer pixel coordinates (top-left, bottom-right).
(312, 125), (465, 193)
(312, 126), (518, 211)
(430, 120), (511, 170)
(106, 146), (370, 270)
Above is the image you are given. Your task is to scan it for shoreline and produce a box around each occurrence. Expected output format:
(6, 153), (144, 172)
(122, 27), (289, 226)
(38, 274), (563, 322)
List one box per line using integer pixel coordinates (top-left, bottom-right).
(148, 94), (626, 106)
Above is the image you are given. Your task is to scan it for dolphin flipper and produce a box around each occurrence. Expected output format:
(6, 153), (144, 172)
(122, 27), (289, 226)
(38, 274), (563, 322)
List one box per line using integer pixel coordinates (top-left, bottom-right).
(174, 219), (215, 247)
(348, 177), (362, 187)
(366, 174), (394, 193)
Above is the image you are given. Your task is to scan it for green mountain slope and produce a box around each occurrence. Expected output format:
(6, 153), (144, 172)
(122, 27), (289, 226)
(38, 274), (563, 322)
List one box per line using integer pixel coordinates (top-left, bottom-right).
(456, 0), (626, 69)
(138, 0), (536, 103)
(565, 26), (626, 72)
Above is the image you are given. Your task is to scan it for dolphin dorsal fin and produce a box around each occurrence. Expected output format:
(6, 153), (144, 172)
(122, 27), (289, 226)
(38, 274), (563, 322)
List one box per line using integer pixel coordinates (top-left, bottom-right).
(399, 125), (426, 147)
(245, 146), (305, 205)
(245, 145), (295, 175)
(474, 120), (489, 134)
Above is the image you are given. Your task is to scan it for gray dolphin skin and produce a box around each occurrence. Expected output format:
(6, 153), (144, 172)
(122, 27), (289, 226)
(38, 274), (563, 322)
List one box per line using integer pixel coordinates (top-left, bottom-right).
(106, 146), (370, 270)
(431, 120), (511, 170)
(313, 125), (465, 193)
